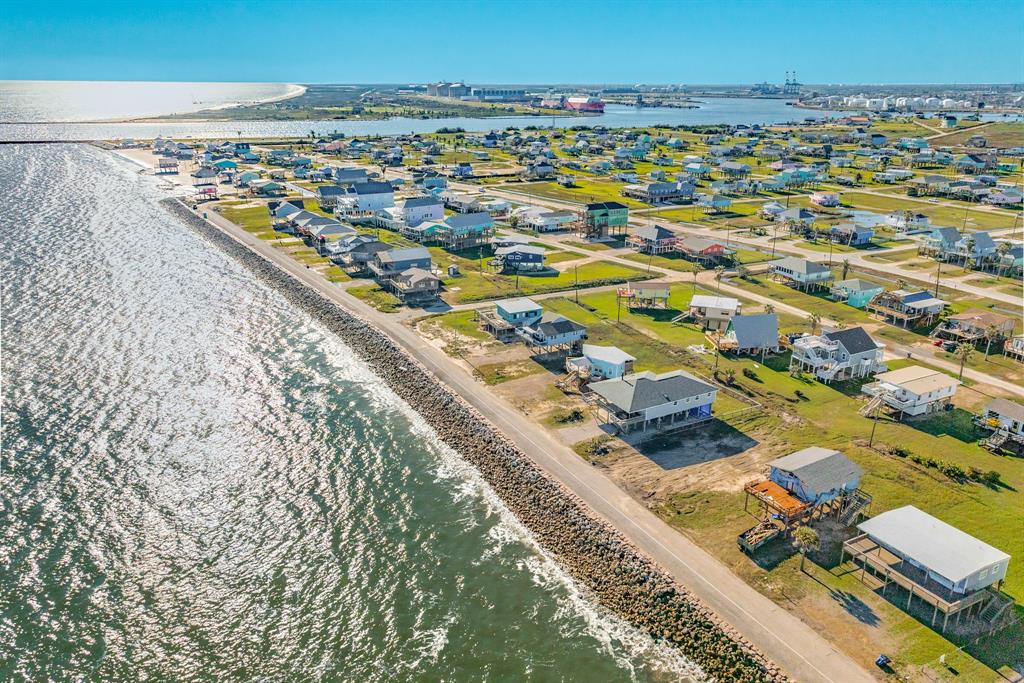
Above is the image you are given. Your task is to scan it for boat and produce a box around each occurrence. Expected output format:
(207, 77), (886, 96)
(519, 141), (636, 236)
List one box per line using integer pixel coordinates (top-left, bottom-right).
(565, 96), (605, 114)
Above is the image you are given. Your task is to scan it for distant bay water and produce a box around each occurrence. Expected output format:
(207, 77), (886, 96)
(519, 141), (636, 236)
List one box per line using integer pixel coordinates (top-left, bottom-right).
(0, 80), (851, 141)
(0, 143), (705, 681)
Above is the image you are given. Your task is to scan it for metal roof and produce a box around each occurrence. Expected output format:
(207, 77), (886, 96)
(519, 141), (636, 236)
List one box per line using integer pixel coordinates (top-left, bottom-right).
(589, 370), (716, 413)
(495, 297), (541, 315)
(768, 447), (862, 495)
(772, 256), (831, 275)
(985, 398), (1024, 423)
(690, 295), (739, 310)
(729, 314), (779, 349)
(582, 344), (635, 365)
(858, 506), (1010, 583)
(378, 246), (430, 263)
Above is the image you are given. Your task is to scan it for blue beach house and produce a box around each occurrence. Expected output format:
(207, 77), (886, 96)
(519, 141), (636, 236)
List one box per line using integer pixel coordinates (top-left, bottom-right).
(495, 298), (543, 327)
(767, 447), (863, 505)
(831, 279), (884, 308)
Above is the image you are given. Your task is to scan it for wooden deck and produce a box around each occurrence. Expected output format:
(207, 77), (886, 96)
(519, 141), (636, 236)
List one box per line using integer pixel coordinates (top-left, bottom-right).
(841, 533), (996, 633)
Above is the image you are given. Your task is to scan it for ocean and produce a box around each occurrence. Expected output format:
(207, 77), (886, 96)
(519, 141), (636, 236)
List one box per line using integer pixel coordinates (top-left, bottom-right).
(0, 144), (702, 681)
(0, 80), (303, 123)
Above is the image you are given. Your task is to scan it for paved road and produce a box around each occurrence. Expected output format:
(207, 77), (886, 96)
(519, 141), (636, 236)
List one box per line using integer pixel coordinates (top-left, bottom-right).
(200, 205), (876, 683)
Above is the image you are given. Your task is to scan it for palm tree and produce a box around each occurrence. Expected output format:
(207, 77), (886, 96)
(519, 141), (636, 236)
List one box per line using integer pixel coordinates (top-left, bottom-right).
(794, 526), (820, 573)
(983, 323), (1002, 360)
(763, 303), (776, 314)
(996, 240), (1012, 276)
(895, 278), (908, 291)
(956, 341), (975, 379)
(963, 237), (977, 269)
(840, 258), (851, 281)
(714, 265), (726, 294)
(808, 312), (822, 335)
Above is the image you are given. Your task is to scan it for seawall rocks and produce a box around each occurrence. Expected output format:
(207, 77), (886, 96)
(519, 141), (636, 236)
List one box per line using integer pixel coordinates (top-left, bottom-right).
(164, 198), (786, 683)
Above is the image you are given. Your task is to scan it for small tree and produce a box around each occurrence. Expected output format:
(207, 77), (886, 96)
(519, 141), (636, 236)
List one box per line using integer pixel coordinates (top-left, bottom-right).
(895, 278), (908, 291)
(763, 303), (776, 315)
(794, 526), (820, 573)
(956, 341), (975, 379)
(808, 312), (822, 335)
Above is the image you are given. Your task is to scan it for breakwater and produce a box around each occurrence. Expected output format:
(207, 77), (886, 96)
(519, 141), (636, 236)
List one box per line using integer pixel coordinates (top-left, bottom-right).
(164, 197), (786, 683)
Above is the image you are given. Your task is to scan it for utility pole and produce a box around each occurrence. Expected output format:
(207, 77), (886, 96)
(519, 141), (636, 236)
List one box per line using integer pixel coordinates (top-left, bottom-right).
(934, 260), (942, 298)
(868, 396), (884, 448)
(574, 264), (579, 304)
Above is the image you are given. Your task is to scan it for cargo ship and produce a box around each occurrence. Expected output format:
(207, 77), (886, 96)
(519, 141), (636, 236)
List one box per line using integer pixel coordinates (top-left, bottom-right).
(565, 96), (605, 113)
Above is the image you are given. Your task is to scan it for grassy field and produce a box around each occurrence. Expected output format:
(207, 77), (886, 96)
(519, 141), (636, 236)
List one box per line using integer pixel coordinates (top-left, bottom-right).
(931, 121), (1024, 148)
(346, 284), (401, 312)
(439, 254), (652, 304)
(839, 193), (1019, 232)
(516, 179), (648, 208)
(658, 201), (769, 229)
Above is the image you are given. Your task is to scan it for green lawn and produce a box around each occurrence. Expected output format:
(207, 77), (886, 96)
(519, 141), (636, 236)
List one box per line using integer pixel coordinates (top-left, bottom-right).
(436, 248), (652, 304)
(932, 122), (1024, 148)
(620, 251), (702, 273)
(346, 284), (401, 312)
(839, 193), (1019, 232)
(516, 179), (648, 208)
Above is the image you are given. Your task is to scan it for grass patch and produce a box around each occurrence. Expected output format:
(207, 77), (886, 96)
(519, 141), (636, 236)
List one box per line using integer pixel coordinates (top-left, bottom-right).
(346, 284), (401, 313)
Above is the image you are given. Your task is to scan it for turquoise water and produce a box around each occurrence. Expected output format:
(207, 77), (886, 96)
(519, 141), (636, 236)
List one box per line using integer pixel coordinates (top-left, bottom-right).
(0, 144), (702, 681)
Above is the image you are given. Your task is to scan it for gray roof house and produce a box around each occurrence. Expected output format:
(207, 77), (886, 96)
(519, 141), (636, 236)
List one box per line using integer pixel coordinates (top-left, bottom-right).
(790, 326), (886, 382)
(768, 447), (863, 504)
(589, 369), (718, 433)
(370, 246), (432, 280)
(519, 313), (586, 352)
(723, 314), (780, 354)
(769, 257), (834, 290)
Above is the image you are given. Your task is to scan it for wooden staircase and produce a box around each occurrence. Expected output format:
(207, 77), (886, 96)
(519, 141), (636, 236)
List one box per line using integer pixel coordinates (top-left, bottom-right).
(839, 490), (873, 526)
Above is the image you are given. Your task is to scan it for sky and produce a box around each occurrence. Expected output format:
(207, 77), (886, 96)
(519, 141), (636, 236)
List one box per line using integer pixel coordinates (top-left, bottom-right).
(2, 0), (1022, 85)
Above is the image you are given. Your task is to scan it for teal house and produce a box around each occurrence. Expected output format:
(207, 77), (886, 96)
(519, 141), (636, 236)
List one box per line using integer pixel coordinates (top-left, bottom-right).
(831, 278), (884, 308)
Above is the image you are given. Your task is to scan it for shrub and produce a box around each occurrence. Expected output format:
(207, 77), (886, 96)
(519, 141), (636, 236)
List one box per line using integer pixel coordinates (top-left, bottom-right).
(891, 446), (912, 458)
(742, 368), (758, 380)
(938, 462), (966, 480)
(554, 407), (585, 424)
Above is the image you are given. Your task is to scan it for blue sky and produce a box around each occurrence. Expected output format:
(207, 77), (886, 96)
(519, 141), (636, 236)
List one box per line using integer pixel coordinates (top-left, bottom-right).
(2, 0), (1022, 84)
